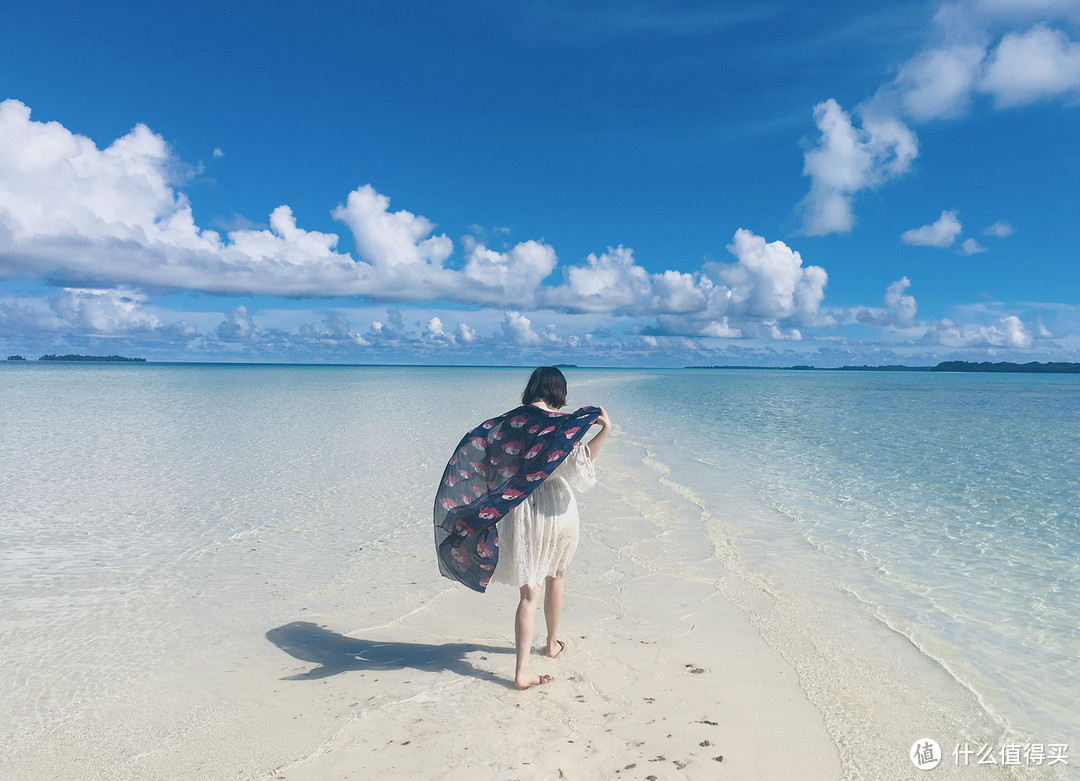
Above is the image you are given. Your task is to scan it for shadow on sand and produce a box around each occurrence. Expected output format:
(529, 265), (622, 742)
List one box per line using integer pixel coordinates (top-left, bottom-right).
(266, 621), (515, 688)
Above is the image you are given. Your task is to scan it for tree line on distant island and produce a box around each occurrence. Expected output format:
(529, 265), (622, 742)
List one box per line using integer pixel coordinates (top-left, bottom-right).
(930, 361), (1080, 373)
(5, 354), (146, 363)
(686, 361), (1080, 373)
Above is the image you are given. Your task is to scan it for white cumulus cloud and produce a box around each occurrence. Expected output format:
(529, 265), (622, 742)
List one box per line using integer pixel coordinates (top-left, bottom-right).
(544, 244), (710, 317)
(902, 210), (963, 247)
(0, 99), (208, 251)
(896, 44), (988, 120)
(980, 24), (1080, 106)
(423, 315), (457, 346)
(855, 277), (920, 328)
(501, 311), (541, 345)
(9, 98), (1048, 360)
(217, 305), (257, 340)
(227, 205), (344, 268)
(462, 236), (558, 305)
(795, 6), (1080, 234)
(960, 238), (988, 255)
(799, 99), (918, 235)
(933, 314), (1035, 348)
(545, 245), (652, 313)
(457, 322), (477, 343)
(50, 287), (167, 333)
(0, 100), (567, 304)
(715, 229), (830, 324)
(657, 229), (831, 338)
(298, 312), (370, 346)
(331, 184), (453, 271)
(881, 12), (1080, 118)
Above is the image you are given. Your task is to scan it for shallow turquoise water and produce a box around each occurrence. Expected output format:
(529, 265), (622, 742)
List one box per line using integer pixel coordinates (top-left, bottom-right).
(0, 364), (526, 738)
(2, 363), (1076, 754)
(598, 368), (1080, 745)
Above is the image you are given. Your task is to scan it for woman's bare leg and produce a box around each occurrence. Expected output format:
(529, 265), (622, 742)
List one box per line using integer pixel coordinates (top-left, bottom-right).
(544, 571), (565, 657)
(514, 583), (550, 689)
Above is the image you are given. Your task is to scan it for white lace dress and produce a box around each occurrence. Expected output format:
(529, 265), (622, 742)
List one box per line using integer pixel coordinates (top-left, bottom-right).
(492, 441), (596, 588)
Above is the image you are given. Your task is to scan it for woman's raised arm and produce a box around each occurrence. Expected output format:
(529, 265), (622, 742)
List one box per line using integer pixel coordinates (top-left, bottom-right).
(585, 405), (611, 461)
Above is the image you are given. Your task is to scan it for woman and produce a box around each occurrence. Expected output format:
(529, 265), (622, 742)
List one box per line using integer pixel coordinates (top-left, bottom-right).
(433, 367), (611, 690)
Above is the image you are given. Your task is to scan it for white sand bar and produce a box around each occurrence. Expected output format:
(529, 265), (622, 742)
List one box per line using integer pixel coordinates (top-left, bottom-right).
(267, 445), (841, 780)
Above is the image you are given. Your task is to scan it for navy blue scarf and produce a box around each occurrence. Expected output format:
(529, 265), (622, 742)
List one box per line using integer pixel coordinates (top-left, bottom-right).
(434, 404), (601, 592)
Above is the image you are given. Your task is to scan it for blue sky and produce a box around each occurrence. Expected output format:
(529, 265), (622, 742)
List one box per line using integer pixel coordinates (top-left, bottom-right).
(1, 0), (1078, 366)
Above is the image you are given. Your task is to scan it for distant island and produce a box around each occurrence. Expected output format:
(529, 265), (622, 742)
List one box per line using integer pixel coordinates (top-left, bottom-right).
(930, 361), (1080, 373)
(6, 355), (27, 361)
(37, 354), (146, 363)
(687, 361), (1080, 373)
(685, 364), (935, 371)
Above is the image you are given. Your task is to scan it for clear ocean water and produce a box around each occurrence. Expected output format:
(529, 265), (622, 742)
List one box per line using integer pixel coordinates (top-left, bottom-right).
(598, 368), (1080, 749)
(2, 363), (1077, 760)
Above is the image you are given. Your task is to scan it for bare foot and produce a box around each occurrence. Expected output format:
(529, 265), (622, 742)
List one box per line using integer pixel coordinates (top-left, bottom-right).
(515, 672), (553, 690)
(546, 639), (565, 659)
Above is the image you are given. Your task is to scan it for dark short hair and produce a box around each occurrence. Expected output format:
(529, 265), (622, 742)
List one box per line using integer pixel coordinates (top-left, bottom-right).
(521, 366), (567, 408)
